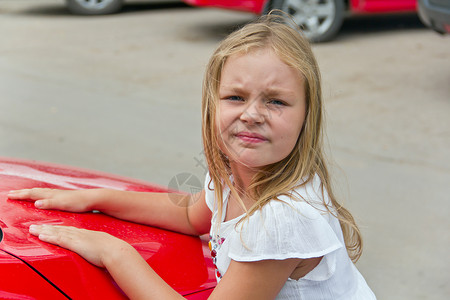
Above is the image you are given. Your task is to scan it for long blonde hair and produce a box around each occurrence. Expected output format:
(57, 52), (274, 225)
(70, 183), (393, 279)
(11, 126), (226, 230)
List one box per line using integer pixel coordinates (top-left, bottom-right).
(201, 13), (363, 262)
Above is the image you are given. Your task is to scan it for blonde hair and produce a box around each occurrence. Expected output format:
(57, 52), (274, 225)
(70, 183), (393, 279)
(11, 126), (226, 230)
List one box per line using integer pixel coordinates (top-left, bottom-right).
(201, 13), (362, 262)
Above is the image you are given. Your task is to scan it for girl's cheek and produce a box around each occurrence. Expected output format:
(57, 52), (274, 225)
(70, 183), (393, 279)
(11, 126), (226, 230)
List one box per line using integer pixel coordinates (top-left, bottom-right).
(217, 123), (228, 149)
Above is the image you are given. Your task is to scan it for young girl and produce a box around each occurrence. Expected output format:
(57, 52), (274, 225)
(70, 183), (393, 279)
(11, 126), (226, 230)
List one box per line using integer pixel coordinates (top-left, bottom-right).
(8, 14), (376, 299)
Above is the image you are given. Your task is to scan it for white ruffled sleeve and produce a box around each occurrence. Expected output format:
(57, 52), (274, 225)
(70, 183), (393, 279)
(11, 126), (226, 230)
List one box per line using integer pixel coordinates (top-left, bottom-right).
(228, 197), (343, 262)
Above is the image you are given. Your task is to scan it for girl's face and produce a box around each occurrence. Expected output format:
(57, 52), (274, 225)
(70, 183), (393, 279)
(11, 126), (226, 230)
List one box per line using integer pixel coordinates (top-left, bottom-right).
(217, 47), (306, 170)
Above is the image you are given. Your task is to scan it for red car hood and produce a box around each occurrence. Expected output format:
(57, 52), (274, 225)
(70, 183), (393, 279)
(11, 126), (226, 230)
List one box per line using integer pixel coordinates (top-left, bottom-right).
(0, 157), (215, 299)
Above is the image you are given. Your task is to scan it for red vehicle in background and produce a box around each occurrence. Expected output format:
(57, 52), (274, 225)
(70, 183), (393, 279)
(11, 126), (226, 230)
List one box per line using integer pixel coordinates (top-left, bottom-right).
(183, 0), (418, 42)
(0, 157), (215, 299)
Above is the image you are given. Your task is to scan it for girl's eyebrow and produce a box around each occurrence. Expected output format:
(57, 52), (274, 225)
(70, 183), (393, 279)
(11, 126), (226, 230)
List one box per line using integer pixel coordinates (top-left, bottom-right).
(220, 85), (293, 95)
(219, 83), (243, 90)
(261, 88), (298, 99)
(219, 85), (246, 95)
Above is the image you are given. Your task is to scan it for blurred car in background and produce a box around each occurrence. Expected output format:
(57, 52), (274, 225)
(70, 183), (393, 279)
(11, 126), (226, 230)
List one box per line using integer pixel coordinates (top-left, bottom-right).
(66, 0), (418, 42)
(0, 157), (215, 299)
(184, 0), (417, 42)
(418, 0), (450, 34)
(66, 0), (125, 15)
(65, 0), (182, 15)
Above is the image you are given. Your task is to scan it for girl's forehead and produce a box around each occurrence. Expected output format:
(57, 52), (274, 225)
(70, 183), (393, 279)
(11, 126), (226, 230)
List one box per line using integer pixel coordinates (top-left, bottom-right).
(226, 46), (273, 61)
(220, 48), (305, 86)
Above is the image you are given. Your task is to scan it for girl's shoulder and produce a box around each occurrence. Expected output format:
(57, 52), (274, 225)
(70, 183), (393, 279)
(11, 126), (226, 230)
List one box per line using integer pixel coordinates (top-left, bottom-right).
(273, 174), (333, 215)
(227, 175), (343, 259)
(229, 194), (343, 263)
(204, 172), (332, 215)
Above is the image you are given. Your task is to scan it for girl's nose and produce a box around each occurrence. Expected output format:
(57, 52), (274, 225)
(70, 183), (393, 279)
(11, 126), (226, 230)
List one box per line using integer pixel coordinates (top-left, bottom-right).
(239, 100), (266, 124)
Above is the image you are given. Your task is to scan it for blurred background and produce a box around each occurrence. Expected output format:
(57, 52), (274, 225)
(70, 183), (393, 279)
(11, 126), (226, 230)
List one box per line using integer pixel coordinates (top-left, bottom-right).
(1, 0), (449, 299)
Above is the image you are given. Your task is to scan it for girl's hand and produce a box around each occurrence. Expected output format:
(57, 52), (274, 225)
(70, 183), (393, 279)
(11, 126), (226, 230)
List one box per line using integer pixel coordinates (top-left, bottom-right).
(8, 188), (95, 212)
(29, 224), (133, 268)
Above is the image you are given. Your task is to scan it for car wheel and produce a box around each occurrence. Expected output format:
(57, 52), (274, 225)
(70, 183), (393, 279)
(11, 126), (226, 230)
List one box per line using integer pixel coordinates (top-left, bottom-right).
(66, 0), (124, 15)
(272, 0), (345, 42)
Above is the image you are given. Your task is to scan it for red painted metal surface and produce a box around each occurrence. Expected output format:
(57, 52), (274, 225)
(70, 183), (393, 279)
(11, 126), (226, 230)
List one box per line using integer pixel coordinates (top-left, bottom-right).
(184, 0), (266, 13)
(0, 157), (215, 299)
(184, 0), (416, 14)
(0, 250), (67, 299)
(350, 0), (416, 13)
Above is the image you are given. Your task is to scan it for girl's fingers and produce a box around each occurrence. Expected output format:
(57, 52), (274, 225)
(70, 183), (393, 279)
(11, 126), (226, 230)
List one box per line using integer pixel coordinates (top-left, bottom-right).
(29, 224), (57, 238)
(9, 189), (59, 210)
(29, 225), (57, 244)
(29, 225), (76, 248)
(8, 188), (52, 200)
(9, 189), (89, 213)
(7, 189), (33, 199)
(28, 224), (40, 235)
(8, 192), (50, 209)
(29, 224), (110, 268)
(34, 199), (52, 209)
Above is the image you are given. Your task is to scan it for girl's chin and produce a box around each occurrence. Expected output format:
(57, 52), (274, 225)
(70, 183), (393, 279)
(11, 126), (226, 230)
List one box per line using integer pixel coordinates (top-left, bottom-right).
(228, 156), (272, 170)
(222, 147), (284, 169)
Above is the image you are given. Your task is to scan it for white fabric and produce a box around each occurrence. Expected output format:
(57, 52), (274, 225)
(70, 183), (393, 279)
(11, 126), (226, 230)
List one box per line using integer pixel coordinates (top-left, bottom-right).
(204, 173), (376, 299)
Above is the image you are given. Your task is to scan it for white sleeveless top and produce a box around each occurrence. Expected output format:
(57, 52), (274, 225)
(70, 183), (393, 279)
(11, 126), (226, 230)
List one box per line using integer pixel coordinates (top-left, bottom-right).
(204, 173), (376, 299)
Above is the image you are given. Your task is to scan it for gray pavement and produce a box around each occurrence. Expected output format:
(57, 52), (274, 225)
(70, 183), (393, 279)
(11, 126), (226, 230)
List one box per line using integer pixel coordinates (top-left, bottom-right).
(1, 1), (449, 299)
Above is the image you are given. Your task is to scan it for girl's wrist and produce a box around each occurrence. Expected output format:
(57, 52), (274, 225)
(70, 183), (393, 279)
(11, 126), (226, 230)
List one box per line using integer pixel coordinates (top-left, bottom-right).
(82, 188), (112, 211)
(88, 188), (124, 213)
(101, 239), (137, 270)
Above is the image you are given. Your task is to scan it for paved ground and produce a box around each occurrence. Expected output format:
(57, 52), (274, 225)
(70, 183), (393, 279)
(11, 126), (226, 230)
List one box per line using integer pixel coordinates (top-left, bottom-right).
(1, 1), (449, 299)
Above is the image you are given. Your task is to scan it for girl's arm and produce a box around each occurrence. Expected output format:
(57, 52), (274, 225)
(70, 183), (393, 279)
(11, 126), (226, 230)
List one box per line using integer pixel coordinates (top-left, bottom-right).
(29, 224), (184, 300)
(28, 224), (305, 300)
(95, 189), (211, 236)
(8, 188), (211, 236)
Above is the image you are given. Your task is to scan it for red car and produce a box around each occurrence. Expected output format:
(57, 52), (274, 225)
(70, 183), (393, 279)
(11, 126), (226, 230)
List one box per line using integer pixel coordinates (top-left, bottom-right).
(183, 0), (417, 42)
(0, 157), (216, 299)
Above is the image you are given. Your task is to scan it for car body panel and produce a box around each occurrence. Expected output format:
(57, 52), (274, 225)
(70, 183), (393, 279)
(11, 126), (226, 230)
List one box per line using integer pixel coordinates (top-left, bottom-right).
(183, 0), (267, 13)
(184, 0), (416, 14)
(0, 157), (215, 299)
(349, 0), (416, 13)
(0, 250), (68, 299)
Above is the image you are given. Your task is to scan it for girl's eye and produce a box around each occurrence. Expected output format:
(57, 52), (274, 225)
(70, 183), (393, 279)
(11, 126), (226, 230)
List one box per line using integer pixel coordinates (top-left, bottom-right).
(268, 99), (285, 106)
(227, 96), (243, 101)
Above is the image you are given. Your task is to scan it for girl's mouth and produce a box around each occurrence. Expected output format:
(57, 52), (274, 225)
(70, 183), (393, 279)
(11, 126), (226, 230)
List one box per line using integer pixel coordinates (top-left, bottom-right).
(235, 132), (268, 144)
